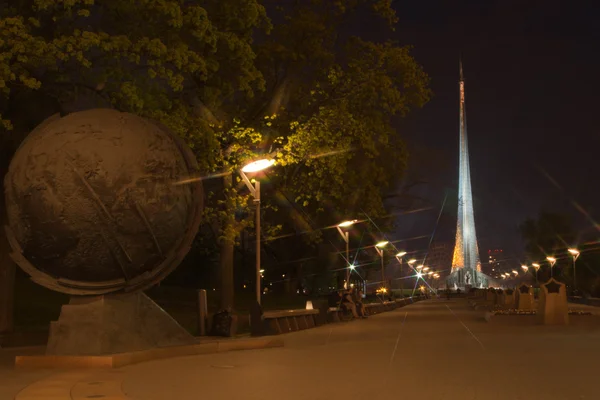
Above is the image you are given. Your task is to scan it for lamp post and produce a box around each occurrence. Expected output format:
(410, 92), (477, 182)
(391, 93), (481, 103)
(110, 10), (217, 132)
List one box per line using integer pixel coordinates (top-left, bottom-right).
(521, 265), (529, 282)
(375, 241), (388, 294)
(568, 248), (580, 294)
(395, 251), (406, 295)
(240, 159), (275, 305)
(337, 220), (357, 288)
(532, 263), (540, 284)
(406, 259), (416, 297)
(546, 256), (556, 278)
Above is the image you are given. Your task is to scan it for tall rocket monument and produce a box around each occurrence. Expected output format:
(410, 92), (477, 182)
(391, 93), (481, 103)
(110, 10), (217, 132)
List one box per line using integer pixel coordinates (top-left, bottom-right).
(447, 60), (487, 289)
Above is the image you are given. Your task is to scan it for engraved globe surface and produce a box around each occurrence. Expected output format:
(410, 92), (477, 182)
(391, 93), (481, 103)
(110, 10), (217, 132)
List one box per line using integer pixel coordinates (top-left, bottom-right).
(4, 109), (203, 295)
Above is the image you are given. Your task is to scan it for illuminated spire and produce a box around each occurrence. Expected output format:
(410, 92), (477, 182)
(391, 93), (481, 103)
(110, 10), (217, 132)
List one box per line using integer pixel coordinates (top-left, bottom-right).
(450, 59), (483, 286)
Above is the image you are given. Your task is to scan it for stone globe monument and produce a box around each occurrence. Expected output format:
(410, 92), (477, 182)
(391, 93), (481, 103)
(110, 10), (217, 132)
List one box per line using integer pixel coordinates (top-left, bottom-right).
(5, 109), (204, 355)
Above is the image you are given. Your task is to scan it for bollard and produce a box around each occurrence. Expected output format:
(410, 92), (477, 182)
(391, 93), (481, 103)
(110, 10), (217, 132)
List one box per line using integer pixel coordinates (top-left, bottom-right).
(197, 289), (208, 336)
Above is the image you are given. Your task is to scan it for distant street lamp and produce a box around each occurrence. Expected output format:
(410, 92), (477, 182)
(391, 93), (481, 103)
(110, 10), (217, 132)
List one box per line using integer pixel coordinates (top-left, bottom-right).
(240, 159), (275, 305)
(337, 220), (357, 288)
(568, 248), (580, 293)
(375, 241), (389, 294)
(546, 256), (557, 278)
(395, 251), (407, 296)
(532, 263), (540, 284)
(521, 265), (528, 273)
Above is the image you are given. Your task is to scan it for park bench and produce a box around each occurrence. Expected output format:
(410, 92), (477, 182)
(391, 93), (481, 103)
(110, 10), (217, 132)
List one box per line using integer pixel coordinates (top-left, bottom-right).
(364, 300), (398, 315)
(261, 309), (320, 335)
(326, 302), (355, 323)
(250, 303), (320, 336)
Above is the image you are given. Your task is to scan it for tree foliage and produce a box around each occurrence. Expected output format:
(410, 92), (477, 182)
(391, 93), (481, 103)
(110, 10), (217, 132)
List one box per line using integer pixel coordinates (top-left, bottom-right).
(519, 211), (575, 261)
(0, 0), (432, 299)
(519, 211), (576, 283)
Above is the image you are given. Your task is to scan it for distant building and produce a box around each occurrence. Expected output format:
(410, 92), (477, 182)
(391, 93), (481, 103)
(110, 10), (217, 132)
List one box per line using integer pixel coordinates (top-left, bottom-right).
(486, 249), (503, 275)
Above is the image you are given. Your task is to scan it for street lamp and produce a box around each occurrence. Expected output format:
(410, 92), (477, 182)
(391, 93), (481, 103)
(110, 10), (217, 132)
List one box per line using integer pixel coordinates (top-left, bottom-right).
(532, 263), (540, 284)
(374, 241), (388, 295)
(240, 159), (275, 305)
(546, 256), (556, 278)
(395, 251), (407, 297)
(337, 220), (357, 288)
(568, 248), (580, 293)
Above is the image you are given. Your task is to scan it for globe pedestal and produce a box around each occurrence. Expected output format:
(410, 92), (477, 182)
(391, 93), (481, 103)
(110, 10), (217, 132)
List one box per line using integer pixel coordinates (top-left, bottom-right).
(47, 292), (194, 356)
(3, 109), (205, 360)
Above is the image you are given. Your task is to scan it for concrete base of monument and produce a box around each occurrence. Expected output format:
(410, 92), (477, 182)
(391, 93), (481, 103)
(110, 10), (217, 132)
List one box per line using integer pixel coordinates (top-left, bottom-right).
(14, 336), (284, 368)
(46, 292), (195, 356)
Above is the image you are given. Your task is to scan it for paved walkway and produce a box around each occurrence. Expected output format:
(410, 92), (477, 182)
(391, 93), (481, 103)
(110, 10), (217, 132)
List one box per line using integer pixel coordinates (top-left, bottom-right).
(4, 299), (600, 399)
(0, 346), (54, 400)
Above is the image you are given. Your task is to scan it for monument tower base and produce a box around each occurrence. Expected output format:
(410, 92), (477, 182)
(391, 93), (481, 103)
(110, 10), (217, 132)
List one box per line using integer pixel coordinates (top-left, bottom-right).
(446, 268), (490, 290)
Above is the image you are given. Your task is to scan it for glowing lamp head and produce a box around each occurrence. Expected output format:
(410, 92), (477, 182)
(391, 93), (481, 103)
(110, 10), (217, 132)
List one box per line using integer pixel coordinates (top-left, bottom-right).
(521, 265), (528, 271)
(338, 220), (356, 228)
(546, 256), (556, 263)
(375, 241), (389, 248)
(396, 251), (407, 257)
(241, 159), (275, 173)
(568, 248), (580, 256)
(423, 267), (430, 271)
(512, 270), (518, 275)
(407, 259), (417, 265)
(532, 263), (540, 269)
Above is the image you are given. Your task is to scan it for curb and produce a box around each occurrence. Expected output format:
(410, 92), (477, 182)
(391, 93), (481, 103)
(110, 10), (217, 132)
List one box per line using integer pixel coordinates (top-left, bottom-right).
(15, 337), (284, 369)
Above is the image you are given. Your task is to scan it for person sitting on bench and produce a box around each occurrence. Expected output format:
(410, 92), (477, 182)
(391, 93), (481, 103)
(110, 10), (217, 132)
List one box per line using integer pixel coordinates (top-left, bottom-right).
(341, 288), (360, 319)
(354, 288), (368, 318)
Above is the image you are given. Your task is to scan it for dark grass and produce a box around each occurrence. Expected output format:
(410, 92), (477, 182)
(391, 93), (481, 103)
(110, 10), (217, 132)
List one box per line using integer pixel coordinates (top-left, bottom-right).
(12, 278), (408, 337)
(13, 276), (68, 330)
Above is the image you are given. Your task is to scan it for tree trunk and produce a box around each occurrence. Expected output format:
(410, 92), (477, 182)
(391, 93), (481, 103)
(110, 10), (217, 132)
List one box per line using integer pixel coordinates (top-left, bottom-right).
(219, 174), (235, 310)
(0, 169), (15, 335)
(219, 239), (235, 310)
(0, 249), (15, 335)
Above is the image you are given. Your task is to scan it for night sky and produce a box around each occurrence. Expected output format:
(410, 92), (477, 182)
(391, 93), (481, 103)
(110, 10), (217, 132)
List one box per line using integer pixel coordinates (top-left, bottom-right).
(376, 0), (600, 261)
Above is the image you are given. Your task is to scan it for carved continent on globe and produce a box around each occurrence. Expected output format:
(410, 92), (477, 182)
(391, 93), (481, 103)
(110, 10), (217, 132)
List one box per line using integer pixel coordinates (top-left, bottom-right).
(4, 109), (203, 295)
